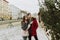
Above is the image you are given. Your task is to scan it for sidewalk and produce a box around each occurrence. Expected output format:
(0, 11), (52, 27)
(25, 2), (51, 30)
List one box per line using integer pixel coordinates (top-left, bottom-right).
(0, 23), (49, 40)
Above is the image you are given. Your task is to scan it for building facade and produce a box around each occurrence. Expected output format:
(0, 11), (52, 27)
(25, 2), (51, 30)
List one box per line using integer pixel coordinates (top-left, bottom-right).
(0, 0), (12, 20)
(9, 5), (28, 19)
(20, 10), (27, 19)
(9, 5), (21, 19)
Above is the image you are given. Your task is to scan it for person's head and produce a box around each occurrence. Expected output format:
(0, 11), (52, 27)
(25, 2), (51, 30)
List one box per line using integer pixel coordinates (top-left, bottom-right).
(31, 17), (36, 21)
(22, 16), (27, 22)
(27, 13), (31, 19)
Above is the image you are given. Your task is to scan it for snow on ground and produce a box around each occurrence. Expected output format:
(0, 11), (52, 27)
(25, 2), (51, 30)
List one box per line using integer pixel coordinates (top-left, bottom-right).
(0, 24), (49, 40)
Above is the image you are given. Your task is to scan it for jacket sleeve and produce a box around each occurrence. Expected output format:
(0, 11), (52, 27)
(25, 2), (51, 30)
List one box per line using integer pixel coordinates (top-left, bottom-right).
(33, 20), (38, 30)
(26, 21), (33, 30)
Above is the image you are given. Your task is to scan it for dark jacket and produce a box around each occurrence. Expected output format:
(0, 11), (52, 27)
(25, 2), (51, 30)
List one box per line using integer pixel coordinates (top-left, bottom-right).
(21, 21), (28, 30)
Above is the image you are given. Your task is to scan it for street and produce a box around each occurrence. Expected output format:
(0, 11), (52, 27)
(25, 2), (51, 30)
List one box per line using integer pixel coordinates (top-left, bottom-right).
(0, 21), (49, 40)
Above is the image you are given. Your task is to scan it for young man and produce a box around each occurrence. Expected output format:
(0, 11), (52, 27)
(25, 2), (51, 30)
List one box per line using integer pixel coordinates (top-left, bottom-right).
(27, 13), (38, 40)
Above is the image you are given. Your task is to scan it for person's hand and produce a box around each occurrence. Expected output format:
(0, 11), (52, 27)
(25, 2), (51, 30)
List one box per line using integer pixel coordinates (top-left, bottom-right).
(25, 21), (27, 23)
(24, 30), (26, 33)
(30, 21), (33, 24)
(24, 30), (27, 31)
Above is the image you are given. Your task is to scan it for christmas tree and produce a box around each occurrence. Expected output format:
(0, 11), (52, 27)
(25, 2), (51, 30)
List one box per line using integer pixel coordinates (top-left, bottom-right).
(40, 0), (60, 40)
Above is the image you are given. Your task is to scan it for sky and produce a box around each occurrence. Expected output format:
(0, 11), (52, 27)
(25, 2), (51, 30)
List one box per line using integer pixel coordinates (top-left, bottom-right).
(7, 0), (44, 14)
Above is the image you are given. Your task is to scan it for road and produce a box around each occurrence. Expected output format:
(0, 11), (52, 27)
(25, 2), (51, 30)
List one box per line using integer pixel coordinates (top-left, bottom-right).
(0, 21), (50, 40)
(0, 19), (21, 29)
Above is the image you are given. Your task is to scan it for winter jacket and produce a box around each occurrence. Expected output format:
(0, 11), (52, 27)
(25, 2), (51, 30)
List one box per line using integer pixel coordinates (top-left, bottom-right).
(21, 21), (29, 36)
(28, 18), (38, 36)
(21, 21), (28, 30)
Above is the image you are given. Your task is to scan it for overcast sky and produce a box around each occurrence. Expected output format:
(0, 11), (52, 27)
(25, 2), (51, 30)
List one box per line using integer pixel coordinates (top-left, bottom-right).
(7, 0), (44, 14)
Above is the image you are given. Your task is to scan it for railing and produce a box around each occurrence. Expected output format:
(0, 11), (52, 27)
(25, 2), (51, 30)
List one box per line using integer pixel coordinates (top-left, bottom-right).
(0, 19), (21, 25)
(0, 19), (21, 29)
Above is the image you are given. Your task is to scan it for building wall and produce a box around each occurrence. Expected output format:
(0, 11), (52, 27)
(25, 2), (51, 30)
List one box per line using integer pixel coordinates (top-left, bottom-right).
(9, 5), (21, 19)
(9, 5), (27, 19)
(0, 0), (3, 17)
(18, 10), (27, 19)
(0, 0), (12, 20)
(20, 10), (27, 18)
